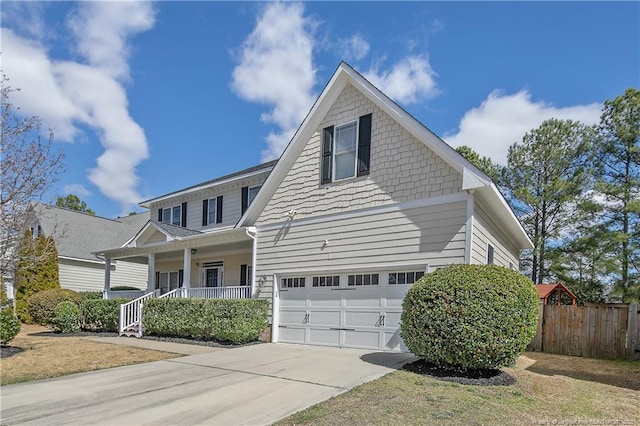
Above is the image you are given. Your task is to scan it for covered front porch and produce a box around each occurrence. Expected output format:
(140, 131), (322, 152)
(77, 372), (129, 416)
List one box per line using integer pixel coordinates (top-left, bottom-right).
(97, 223), (258, 301)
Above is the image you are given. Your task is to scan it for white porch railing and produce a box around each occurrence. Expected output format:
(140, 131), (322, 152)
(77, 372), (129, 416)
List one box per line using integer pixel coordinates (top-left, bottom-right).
(118, 291), (157, 337)
(104, 290), (146, 300)
(157, 286), (251, 299)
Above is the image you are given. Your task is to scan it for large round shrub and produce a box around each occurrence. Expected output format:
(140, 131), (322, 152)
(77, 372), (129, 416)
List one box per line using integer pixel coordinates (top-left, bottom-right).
(0, 309), (21, 345)
(27, 288), (82, 325)
(401, 264), (539, 370)
(53, 301), (81, 333)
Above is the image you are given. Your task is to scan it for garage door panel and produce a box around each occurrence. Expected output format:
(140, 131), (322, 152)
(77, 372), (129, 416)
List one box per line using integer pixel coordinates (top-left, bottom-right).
(309, 328), (341, 346)
(279, 327), (306, 343)
(309, 311), (341, 326)
(279, 296), (307, 308)
(384, 312), (403, 328)
(344, 311), (381, 328)
(344, 294), (382, 308)
(344, 329), (380, 349)
(279, 310), (307, 325)
(308, 291), (342, 308)
(384, 330), (404, 351)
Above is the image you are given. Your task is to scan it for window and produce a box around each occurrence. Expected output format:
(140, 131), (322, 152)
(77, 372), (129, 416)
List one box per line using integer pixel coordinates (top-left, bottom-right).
(312, 275), (340, 287)
(487, 244), (494, 265)
(240, 264), (252, 286)
(388, 271), (424, 285)
(347, 273), (379, 286)
(282, 277), (305, 288)
(155, 270), (182, 294)
(162, 205), (182, 226)
(241, 185), (261, 214)
(321, 113), (372, 184)
(202, 196), (223, 226)
(334, 121), (358, 180)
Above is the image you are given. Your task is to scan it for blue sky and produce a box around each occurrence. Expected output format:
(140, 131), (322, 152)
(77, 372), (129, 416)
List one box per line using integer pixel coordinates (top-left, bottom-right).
(2, 1), (638, 218)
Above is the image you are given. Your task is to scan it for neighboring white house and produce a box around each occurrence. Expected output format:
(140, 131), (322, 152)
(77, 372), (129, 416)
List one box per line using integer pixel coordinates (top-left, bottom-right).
(96, 62), (532, 351)
(26, 204), (149, 293)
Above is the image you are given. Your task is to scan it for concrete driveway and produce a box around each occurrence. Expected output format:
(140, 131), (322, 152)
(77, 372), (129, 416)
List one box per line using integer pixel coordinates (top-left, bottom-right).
(0, 343), (413, 425)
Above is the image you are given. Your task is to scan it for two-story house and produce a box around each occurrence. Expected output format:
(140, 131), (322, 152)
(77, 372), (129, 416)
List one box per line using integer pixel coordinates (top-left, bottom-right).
(96, 62), (532, 351)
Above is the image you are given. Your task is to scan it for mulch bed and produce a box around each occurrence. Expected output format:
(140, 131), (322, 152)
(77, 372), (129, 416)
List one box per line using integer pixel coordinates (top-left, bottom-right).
(140, 335), (263, 348)
(403, 359), (516, 386)
(0, 346), (24, 359)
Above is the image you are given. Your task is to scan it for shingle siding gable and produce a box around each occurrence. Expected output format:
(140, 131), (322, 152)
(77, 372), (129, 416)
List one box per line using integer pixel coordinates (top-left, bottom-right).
(255, 83), (463, 225)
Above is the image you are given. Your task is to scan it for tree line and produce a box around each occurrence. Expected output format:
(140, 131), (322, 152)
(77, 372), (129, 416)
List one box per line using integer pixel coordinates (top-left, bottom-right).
(457, 88), (639, 304)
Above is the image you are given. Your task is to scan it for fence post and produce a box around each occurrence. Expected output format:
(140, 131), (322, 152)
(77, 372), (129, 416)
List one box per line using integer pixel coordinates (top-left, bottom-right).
(628, 303), (640, 361)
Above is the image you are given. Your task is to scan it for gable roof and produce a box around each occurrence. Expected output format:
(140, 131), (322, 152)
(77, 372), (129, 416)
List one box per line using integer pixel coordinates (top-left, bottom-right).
(238, 62), (532, 250)
(139, 160), (277, 208)
(32, 204), (150, 262)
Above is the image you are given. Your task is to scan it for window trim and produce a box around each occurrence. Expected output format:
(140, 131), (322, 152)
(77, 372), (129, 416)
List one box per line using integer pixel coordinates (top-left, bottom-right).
(207, 197), (218, 225)
(487, 243), (495, 265)
(332, 119), (359, 182)
(247, 185), (261, 206)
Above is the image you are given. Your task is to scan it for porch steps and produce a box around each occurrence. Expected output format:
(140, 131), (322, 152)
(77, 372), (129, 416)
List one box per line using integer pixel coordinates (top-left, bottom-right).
(120, 325), (140, 337)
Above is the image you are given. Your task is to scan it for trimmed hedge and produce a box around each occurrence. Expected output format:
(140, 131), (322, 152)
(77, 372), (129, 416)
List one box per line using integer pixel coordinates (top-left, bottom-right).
(80, 291), (104, 301)
(110, 286), (141, 291)
(401, 264), (539, 370)
(53, 301), (81, 333)
(143, 298), (269, 344)
(27, 288), (82, 325)
(0, 309), (21, 345)
(81, 299), (130, 332)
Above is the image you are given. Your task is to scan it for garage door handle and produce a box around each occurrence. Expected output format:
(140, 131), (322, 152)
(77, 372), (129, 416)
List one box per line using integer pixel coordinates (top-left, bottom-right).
(376, 315), (385, 327)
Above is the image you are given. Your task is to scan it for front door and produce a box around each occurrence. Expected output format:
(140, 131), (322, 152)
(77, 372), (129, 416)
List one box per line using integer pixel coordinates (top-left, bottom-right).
(205, 268), (219, 287)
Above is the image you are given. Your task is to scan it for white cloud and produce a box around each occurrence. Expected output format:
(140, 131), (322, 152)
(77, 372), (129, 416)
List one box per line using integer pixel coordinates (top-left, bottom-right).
(445, 90), (602, 165)
(231, 2), (317, 161)
(63, 184), (92, 197)
(339, 34), (370, 61)
(364, 55), (438, 105)
(1, 2), (155, 213)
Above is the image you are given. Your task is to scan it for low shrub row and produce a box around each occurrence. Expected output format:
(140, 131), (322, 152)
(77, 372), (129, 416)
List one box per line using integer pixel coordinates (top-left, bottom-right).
(80, 299), (130, 332)
(143, 298), (269, 344)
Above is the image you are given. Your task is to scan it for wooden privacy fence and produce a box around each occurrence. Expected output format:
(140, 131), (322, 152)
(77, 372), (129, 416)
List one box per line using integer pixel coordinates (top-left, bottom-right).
(527, 303), (640, 360)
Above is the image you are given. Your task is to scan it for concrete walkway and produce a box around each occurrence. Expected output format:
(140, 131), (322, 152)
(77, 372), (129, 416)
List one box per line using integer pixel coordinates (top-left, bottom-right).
(0, 343), (413, 425)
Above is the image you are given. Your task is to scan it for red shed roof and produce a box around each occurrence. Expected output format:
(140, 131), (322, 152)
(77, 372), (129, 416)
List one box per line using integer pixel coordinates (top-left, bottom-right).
(536, 283), (576, 300)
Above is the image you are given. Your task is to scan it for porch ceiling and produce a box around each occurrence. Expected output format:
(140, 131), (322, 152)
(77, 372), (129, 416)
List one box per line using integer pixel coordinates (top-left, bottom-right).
(95, 227), (252, 260)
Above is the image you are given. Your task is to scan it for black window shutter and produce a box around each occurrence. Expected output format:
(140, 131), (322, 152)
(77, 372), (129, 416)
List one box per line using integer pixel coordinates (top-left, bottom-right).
(216, 196), (223, 223)
(202, 199), (209, 226)
(241, 186), (249, 214)
(157, 209), (162, 222)
(179, 269), (184, 287)
(357, 113), (372, 176)
(181, 202), (187, 227)
(240, 264), (247, 286)
(155, 271), (160, 289)
(321, 126), (334, 184)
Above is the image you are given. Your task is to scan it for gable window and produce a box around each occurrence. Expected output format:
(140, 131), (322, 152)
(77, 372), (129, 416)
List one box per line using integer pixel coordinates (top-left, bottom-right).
(162, 205), (182, 226)
(202, 196), (223, 226)
(487, 244), (494, 265)
(321, 113), (372, 184)
(241, 185), (261, 214)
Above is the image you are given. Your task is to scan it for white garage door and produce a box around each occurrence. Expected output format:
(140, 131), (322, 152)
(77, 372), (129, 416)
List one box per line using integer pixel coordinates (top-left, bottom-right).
(277, 270), (424, 351)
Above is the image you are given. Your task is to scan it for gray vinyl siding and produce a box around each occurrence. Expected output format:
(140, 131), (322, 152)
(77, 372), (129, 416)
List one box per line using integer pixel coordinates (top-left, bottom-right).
(151, 173), (269, 231)
(254, 200), (468, 301)
(472, 203), (521, 268)
(58, 258), (147, 292)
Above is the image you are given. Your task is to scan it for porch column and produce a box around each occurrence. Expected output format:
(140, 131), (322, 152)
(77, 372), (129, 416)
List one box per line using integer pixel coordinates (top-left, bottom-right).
(147, 253), (155, 293)
(183, 248), (191, 288)
(103, 258), (111, 297)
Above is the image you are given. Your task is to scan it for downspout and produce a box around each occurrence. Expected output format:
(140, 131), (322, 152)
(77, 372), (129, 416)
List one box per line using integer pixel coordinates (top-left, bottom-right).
(245, 227), (258, 298)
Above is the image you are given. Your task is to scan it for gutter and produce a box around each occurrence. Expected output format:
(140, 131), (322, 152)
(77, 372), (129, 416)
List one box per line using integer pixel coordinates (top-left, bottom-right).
(245, 226), (258, 298)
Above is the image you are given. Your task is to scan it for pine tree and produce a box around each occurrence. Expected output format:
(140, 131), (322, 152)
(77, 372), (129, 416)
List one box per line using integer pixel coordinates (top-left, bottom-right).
(593, 88), (640, 302)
